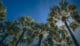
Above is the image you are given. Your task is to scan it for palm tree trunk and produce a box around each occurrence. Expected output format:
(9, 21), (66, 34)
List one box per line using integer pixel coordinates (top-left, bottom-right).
(15, 28), (26, 46)
(37, 34), (43, 46)
(62, 16), (79, 46)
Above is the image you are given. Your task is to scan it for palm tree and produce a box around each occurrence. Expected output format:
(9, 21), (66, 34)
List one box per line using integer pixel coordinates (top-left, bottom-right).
(0, 1), (8, 46)
(0, 0), (80, 46)
(15, 16), (35, 46)
(0, 1), (7, 32)
(48, 0), (80, 46)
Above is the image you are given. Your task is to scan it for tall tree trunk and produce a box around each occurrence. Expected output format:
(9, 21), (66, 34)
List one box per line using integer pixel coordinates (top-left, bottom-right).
(62, 16), (79, 46)
(37, 34), (43, 46)
(15, 28), (26, 46)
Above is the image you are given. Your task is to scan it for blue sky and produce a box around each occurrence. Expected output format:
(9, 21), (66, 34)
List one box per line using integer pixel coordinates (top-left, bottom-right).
(2, 0), (80, 23)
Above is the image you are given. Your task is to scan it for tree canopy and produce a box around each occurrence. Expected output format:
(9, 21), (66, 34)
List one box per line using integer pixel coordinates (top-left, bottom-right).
(0, 0), (80, 46)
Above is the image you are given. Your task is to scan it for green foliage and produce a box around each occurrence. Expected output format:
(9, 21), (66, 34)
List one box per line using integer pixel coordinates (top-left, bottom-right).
(70, 22), (78, 30)
(0, 2), (6, 21)
(0, 0), (80, 46)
